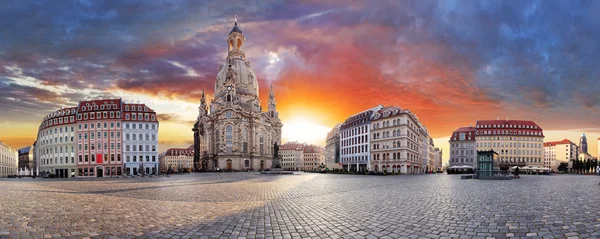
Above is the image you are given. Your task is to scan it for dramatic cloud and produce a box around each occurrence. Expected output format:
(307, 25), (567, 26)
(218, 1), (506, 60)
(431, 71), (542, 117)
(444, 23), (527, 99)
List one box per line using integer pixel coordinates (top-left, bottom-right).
(1, 0), (600, 156)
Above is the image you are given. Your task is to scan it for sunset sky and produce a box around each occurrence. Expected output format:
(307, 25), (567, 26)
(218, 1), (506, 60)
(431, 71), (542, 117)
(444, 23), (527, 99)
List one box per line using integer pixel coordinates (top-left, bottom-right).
(1, 1), (600, 163)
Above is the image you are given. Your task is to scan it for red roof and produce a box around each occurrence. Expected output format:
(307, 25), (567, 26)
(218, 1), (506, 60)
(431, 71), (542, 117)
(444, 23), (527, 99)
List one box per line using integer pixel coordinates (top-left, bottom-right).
(78, 98), (122, 111)
(449, 126), (476, 141)
(303, 145), (324, 153)
(475, 119), (544, 137)
(280, 142), (304, 150)
(544, 139), (574, 147)
(165, 147), (194, 156)
(476, 120), (541, 129)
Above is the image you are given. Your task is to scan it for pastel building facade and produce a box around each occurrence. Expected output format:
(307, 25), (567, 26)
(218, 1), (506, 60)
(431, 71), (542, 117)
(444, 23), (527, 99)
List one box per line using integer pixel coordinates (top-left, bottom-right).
(543, 139), (577, 172)
(35, 97), (159, 177)
(449, 126), (477, 169)
(302, 145), (325, 171)
(369, 106), (431, 174)
(280, 141), (304, 171)
(433, 148), (442, 171)
(0, 141), (17, 177)
(160, 146), (194, 172)
(36, 107), (77, 177)
(475, 120), (544, 167)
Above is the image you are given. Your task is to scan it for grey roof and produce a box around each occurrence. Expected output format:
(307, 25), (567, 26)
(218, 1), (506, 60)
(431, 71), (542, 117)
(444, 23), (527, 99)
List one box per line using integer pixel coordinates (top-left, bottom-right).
(230, 21), (242, 35)
(18, 146), (31, 155)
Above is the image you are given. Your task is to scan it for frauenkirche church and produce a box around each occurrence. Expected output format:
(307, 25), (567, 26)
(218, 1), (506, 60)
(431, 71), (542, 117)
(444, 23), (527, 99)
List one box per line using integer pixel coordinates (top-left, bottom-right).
(192, 20), (283, 171)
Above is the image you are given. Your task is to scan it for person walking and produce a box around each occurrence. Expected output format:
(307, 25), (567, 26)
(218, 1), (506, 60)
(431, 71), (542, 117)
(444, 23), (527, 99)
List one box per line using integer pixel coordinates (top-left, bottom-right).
(515, 166), (520, 179)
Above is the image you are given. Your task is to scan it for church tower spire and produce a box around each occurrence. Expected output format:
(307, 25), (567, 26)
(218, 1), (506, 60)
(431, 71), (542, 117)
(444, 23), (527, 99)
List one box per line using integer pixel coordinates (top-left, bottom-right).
(268, 84), (277, 118)
(227, 17), (245, 60)
(580, 132), (588, 154)
(199, 90), (208, 117)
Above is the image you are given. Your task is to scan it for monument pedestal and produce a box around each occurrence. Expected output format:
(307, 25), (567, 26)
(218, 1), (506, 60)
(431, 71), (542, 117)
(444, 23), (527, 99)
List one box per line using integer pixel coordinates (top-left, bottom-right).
(260, 155), (295, 175)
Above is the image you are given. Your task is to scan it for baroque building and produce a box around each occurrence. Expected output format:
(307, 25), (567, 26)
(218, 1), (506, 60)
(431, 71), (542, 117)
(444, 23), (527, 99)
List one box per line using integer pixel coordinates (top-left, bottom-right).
(160, 145), (194, 173)
(0, 141), (17, 177)
(193, 20), (283, 171)
(35, 97), (159, 177)
(449, 126), (477, 169)
(325, 124), (341, 169)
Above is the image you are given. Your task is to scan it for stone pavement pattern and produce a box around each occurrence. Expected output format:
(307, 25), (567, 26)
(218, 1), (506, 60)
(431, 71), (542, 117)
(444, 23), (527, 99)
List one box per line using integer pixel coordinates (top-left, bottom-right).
(0, 174), (599, 239)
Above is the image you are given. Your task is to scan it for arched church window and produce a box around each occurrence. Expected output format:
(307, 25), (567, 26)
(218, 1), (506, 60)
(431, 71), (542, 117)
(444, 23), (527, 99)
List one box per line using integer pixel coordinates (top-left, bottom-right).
(227, 94), (232, 102)
(226, 126), (233, 153)
(259, 133), (264, 155)
(215, 130), (220, 152)
(243, 128), (248, 153)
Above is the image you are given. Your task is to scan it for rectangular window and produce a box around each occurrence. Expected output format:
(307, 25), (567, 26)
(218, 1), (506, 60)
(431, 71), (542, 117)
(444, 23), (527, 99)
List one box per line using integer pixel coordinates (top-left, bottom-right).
(103, 112), (107, 118)
(132, 114), (136, 120)
(85, 155), (88, 162)
(110, 112), (114, 118)
(152, 145), (156, 152)
(111, 132), (114, 138)
(139, 145), (143, 151)
(151, 134), (155, 141)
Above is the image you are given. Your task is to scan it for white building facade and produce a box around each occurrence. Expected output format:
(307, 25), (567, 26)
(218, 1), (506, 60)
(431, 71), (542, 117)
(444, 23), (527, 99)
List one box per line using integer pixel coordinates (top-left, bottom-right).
(543, 139), (577, 172)
(280, 142), (304, 171)
(122, 102), (159, 175)
(0, 141), (17, 177)
(340, 105), (382, 172)
(36, 107), (77, 178)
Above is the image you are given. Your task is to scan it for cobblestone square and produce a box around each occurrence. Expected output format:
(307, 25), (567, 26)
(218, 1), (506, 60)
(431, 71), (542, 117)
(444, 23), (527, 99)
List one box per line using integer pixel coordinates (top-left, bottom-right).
(1, 173), (599, 239)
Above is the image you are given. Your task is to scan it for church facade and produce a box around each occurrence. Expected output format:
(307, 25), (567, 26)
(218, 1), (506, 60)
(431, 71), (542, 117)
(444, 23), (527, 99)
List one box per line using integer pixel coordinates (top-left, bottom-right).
(192, 20), (283, 171)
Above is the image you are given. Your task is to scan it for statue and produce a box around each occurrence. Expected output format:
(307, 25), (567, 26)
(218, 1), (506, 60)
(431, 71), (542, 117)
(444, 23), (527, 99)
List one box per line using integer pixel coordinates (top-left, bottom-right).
(272, 142), (281, 169)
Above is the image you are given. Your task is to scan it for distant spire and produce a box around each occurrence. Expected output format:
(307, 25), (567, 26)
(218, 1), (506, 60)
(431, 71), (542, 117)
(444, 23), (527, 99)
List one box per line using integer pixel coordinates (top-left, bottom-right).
(269, 84), (274, 98)
(200, 90), (206, 104)
(235, 14), (237, 24)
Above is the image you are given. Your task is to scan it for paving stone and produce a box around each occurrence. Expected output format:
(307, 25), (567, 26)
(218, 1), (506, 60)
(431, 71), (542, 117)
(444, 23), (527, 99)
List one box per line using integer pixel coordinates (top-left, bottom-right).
(0, 173), (599, 238)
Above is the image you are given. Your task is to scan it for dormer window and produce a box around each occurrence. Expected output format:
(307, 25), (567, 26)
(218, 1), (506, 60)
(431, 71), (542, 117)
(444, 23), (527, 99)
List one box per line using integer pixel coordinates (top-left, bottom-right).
(138, 106), (142, 111)
(125, 106), (129, 111)
(101, 105), (105, 110)
(82, 106), (86, 111)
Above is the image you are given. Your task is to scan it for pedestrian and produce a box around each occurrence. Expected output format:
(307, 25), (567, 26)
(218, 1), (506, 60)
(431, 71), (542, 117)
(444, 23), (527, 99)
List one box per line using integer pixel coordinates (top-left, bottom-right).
(515, 166), (520, 178)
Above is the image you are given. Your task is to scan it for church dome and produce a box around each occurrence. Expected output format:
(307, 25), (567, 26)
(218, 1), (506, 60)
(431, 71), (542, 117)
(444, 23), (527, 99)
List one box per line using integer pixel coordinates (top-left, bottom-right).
(214, 58), (259, 99)
(230, 21), (242, 35)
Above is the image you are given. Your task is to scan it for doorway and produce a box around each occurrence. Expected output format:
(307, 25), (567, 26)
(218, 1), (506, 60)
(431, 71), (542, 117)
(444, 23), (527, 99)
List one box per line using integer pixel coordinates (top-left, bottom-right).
(226, 159), (232, 170)
(96, 167), (103, 178)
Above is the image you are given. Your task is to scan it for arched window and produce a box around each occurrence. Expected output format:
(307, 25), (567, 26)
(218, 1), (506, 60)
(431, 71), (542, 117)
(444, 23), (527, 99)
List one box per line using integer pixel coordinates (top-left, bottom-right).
(225, 126), (233, 153)
(259, 133), (264, 155)
(243, 128), (248, 153)
(227, 94), (232, 102)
